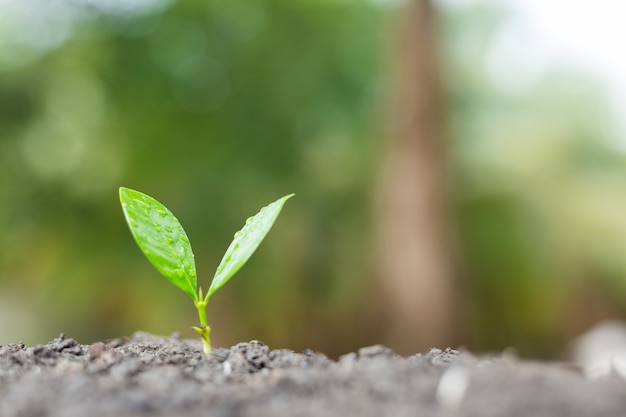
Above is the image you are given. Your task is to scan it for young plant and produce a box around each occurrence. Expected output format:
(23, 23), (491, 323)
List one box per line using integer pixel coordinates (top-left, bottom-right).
(119, 187), (293, 354)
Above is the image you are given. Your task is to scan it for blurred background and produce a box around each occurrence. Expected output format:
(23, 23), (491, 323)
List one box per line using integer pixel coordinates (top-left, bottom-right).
(2, 0), (626, 359)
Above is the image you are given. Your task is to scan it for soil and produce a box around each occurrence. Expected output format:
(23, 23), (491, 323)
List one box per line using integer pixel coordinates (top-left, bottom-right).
(1, 332), (626, 417)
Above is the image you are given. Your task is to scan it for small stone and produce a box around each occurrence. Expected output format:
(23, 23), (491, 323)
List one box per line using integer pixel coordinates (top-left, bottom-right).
(358, 345), (397, 358)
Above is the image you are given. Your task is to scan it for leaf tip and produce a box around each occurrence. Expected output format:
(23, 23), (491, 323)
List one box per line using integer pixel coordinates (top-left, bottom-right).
(119, 186), (133, 201)
(279, 193), (295, 205)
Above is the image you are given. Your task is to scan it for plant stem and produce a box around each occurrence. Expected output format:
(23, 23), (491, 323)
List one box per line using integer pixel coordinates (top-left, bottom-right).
(193, 298), (212, 354)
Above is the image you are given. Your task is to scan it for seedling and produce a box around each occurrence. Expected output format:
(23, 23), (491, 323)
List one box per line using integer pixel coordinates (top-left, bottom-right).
(119, 187), (293, 354)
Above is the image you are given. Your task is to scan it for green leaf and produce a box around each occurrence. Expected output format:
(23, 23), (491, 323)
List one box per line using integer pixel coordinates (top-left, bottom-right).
(119, 187), (198, 301)
(208, 194), (294, 298)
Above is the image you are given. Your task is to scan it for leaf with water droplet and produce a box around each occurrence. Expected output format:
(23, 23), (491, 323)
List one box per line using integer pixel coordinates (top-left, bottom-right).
(208, 194), (294, 298)
(119, 187), (198, 301)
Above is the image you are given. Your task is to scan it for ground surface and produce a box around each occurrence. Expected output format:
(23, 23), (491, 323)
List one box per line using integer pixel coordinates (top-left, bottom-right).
(1, 332), (626, 417)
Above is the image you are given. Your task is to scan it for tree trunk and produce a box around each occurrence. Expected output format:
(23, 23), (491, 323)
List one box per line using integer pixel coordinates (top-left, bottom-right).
(376, 0), (457, 354)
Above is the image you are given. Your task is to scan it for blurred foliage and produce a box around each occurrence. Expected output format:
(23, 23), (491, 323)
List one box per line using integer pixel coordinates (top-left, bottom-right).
(442, 3), (626, 355)
(3, 0), (626, 358)
(0, 0), (381, 355)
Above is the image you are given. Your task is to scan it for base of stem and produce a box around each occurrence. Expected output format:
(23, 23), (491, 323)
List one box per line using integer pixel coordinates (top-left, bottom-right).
(192, 325), (212, 354)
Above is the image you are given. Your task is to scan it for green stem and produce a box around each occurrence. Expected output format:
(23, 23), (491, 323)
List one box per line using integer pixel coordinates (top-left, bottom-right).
(193, 297), (212, 354)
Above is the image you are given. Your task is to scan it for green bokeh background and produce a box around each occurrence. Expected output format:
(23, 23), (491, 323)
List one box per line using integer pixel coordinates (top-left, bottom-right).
(2, 0), (626, 358)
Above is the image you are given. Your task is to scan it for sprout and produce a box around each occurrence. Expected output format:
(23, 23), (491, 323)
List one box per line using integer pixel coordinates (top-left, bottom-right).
(119, 187), (293, 354)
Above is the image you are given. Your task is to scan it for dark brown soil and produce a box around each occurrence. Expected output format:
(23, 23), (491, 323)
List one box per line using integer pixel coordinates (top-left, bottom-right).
(1, 332), (626, 417)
